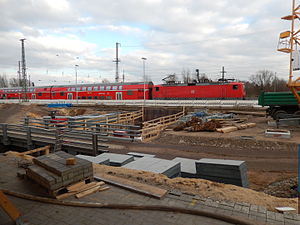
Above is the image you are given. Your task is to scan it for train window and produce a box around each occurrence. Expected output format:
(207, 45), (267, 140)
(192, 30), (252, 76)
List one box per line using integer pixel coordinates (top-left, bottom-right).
(106, 86), (111, 90)
(77, 96), (81, 99)
(112, 86), (117, 90)
(155, 87), (160, 91)
(118, 86), (123, 90)
(60, 92), (64, 96)
(94, 86), (98, 91)
(76, 87), (81, 91)
(82, 96), (86, 99)
(100, 96), (105, 100)
(38, 92), (42, 96)
(52, 92), (55, 96)
(94, 96), (98, 99)
(88, 96), (92, 99)
(82, 87), (86, 91)
(106, 96), (111, 100)
(87, 87), (92, 91)
(67, 88), (70, 91)
(232, 85), (238, 90)
(127, 90), (133, 95)
(71, 88), (75, 91)
(100, 86), (104, 90)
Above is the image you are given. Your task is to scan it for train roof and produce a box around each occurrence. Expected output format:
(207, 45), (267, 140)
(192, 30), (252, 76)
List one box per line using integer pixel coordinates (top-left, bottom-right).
(0, 81), (153, 90)
(158, 81), (243, 86)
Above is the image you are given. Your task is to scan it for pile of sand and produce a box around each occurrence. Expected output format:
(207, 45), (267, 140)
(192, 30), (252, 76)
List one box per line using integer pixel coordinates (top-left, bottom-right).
(93, 164), (298, 212)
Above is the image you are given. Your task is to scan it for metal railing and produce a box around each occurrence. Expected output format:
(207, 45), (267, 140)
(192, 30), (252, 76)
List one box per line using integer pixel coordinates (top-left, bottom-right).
(0, 99), (261, 108)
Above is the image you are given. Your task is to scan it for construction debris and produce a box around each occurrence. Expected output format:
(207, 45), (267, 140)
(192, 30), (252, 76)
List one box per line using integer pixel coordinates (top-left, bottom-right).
(173, 109), (259, 133)
(265, 129), (291, 139)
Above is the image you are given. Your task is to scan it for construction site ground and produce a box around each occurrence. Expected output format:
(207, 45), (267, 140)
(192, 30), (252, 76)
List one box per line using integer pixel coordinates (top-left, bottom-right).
(0, 103), (299, 223)
(1, 155), (300, 225)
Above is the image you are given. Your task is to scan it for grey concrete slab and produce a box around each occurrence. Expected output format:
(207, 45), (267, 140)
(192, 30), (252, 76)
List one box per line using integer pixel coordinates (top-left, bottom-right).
(123, 157), (181, 178)
(196, 158), (248, 187)
(127, 152), (156, 158)
(172, 157), (199, 178)
(97, 153), (134, 167)
(76, 154), (110, 165)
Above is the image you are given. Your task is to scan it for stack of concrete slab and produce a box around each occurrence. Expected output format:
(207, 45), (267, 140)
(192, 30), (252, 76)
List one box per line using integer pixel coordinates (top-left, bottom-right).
(195, 158), (248, 187)
(27, 151), (93, 193)
(172, 157), (199, 178)
(76, 154), (110, 165)
(122, 157), (180, 178)
(96, 153), (134, 167)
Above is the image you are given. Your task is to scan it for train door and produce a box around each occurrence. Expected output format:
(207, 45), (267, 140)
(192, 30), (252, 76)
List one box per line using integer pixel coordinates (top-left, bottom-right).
(32, 94), (36, 99)
(67, 93), (73, 99)
(116, 92), (122, 100)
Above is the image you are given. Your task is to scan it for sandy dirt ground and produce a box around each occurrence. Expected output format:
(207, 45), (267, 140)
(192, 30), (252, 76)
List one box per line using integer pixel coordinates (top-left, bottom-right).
(93, 164), (298, 212)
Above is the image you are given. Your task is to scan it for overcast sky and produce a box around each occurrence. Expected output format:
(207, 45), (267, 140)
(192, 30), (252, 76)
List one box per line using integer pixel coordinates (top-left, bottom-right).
(0, 0), (295, 86)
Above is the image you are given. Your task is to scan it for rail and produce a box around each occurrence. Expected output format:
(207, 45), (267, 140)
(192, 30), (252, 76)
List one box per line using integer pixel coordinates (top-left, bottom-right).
(0, 99), (261, 108)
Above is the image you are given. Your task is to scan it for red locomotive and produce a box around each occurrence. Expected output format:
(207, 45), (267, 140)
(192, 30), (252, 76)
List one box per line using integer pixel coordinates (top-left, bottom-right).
(0, 81), (245, 100)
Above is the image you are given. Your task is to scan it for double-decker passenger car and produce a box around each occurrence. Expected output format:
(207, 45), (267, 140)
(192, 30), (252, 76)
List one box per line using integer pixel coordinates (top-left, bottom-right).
(0, 82), (153, 100)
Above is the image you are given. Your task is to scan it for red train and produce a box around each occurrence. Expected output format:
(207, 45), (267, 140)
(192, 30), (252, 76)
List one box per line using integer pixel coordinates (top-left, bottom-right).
(0, 81), (245, 100)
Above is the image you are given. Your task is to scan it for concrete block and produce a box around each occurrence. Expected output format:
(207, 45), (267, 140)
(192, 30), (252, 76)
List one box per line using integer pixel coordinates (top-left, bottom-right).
(196, 158), (248, 187)
(172, 157), (199, 178)
(122, 157), (181, 178)
(76, 154), (110, 165)
(96, 153), (134, 167)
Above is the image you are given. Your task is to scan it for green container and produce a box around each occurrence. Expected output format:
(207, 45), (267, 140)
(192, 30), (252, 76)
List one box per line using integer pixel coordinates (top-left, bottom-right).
(258, 92), (298, 106)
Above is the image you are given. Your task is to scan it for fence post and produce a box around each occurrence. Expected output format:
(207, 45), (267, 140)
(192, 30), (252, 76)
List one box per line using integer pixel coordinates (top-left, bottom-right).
(24, 117), (29, 127)
(96, 124), (100, 133)
(92, 133), (98, 156)
(2, 124), (10, 145)
(27, 126), (33, 150)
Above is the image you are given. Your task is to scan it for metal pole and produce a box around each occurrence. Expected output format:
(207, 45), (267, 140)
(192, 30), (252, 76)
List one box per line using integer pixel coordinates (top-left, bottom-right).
(75, 65), (78, 104)
(141, 57), (147, 106)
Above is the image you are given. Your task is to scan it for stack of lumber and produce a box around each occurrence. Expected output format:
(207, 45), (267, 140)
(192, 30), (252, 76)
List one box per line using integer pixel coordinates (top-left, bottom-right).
(216, 123), (256, 133)
(56, 180), (109, 199)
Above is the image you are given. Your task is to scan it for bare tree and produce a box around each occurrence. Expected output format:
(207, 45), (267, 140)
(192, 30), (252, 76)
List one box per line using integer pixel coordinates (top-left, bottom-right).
(181, 68), (191, 83)
(250, 70), (275, 91)
(9, 78), (19, 87)
(0, 74), (8, 87)
(101, 78), (110, 83)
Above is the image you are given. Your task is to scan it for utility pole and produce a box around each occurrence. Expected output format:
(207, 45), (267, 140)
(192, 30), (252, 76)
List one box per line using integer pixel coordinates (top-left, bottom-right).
(17, 61), (21, 86)
(20, 38), (28, 101)
(122, 69), (125, 83)
(220, 66), (227, 82)
(113, 42), (121, 83)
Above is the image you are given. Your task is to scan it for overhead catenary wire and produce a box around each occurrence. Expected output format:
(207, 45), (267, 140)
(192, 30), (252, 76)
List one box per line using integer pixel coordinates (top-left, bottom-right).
(2, 189), (256, 225)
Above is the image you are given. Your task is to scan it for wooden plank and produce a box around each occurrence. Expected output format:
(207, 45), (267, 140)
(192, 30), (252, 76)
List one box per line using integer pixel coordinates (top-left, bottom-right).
(55, 191), (77, 200)
(75, 185), (101, 198)
(20, 145), (50, 156)
(98, 186), (110, 192)
(0, 191), (21, 221)
(94, 169), (168, 199)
